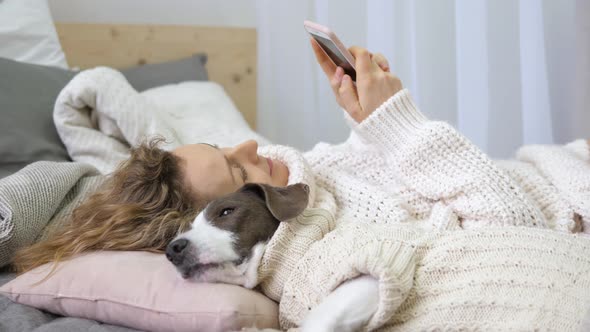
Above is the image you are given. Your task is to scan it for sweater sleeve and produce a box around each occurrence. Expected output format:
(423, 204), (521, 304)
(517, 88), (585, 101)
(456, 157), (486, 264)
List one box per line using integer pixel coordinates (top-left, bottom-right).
(345, 89), (546, 229)
(278, 223), (417, 331)
(516, 142), (590, 222)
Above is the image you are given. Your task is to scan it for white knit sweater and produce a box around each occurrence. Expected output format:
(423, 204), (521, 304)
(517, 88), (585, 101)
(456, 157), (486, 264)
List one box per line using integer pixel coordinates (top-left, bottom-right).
(255, 89), (590, 331)
(264, 89), (589, 233)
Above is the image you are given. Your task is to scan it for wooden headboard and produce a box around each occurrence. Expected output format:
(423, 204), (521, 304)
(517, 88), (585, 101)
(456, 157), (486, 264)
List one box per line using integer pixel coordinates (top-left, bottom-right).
(55, 23), (257, 129)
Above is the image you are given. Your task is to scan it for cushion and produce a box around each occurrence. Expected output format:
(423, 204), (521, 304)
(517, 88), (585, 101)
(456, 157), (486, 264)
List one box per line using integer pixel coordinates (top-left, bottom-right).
(0, 57), (74, 179)
(0, 251), (279, 332)
(0, 0), (68, 68)
(0, 55), (210, 179)
(121, 54), (208, 91)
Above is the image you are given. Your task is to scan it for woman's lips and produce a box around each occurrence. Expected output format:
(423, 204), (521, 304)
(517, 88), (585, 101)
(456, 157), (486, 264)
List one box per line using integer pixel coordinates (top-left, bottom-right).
(266, 158), (273, 176)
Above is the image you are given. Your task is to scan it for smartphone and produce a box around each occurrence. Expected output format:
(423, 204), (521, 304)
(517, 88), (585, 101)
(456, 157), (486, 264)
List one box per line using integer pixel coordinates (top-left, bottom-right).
(304, 20), (356, 81)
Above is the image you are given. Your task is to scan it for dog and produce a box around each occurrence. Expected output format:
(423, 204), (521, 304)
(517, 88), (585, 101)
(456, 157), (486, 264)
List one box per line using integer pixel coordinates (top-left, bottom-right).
(166, 183), (380, 332)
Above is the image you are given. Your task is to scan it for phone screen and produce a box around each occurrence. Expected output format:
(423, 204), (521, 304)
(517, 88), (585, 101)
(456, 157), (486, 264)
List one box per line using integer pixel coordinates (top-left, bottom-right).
(312, 34), (356, 81)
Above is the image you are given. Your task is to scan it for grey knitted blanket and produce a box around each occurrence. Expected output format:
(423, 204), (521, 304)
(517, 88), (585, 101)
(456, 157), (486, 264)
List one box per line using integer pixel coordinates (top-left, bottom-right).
(0, 67), (153, 268)
(0, 161), (103, 267)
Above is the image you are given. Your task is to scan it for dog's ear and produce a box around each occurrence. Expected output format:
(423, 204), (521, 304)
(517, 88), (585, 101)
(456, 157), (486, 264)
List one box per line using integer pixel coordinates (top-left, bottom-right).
(240, 183), (309, 221)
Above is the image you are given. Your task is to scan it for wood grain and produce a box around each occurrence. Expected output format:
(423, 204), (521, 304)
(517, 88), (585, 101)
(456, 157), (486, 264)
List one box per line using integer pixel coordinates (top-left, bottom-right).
(55, 23), (257, 129)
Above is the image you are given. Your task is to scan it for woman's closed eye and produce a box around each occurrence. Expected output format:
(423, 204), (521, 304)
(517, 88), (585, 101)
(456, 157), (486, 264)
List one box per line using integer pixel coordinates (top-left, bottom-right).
(234, 163), (248, 182)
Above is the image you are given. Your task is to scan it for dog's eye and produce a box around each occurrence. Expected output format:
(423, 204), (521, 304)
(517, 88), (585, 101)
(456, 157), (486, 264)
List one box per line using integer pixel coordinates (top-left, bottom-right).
(219, 208), (234, 217)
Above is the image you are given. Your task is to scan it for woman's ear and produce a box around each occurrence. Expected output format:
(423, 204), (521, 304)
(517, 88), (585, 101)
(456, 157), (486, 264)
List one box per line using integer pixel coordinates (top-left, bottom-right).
(240, 183), (309, 221)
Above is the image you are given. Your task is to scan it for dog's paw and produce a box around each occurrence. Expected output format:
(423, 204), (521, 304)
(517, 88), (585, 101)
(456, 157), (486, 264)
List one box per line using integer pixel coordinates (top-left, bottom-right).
(300, 310), (339, 332)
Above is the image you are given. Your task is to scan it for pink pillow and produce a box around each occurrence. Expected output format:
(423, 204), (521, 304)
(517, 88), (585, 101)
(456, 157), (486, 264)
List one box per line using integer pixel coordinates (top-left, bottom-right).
(0, 251), (279, 332)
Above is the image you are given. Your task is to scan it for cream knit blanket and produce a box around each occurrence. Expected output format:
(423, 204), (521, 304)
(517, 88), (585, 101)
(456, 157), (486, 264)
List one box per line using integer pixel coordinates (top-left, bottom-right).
(53, 67), (269, 174)
(53, 67), (180, 174)
(277, 223), (590, 331)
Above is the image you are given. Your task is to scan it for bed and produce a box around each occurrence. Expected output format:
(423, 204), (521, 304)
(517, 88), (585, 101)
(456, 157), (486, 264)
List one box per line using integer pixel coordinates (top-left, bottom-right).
(0, 21), (277, 332)
(54, 23), (258, 130)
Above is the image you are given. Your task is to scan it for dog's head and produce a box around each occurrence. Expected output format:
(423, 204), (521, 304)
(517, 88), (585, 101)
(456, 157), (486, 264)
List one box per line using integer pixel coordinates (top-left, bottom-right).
(166, 183), (309, 280)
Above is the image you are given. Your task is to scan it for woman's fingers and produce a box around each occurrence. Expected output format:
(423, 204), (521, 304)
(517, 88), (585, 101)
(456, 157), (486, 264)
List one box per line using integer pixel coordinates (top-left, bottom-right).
(338, 74), (362, 118)
(313, 42), (400, 122)
(372, 53), (390, 72)
(348, 46), (375, 75)
(330, 67), (344, 94)
(310, 38), (337, 77)
(348, 46), (390, 73)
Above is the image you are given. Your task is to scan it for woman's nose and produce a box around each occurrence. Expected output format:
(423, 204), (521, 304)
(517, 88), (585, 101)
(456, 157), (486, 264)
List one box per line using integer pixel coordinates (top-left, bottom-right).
(229, 140), (259, 163)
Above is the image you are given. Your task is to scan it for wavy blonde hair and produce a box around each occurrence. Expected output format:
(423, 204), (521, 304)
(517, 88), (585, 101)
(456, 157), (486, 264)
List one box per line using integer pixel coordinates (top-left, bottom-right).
(12, 138), (201, 275)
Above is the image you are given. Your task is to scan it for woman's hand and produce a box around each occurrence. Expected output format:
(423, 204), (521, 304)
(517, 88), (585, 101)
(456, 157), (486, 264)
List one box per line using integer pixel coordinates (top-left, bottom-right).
(311, 39), (403, 123)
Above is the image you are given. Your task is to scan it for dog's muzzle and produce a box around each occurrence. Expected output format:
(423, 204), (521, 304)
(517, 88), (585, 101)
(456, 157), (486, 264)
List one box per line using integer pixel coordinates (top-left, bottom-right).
(166, 238), (189, 266)
(166, 239), (222, 279)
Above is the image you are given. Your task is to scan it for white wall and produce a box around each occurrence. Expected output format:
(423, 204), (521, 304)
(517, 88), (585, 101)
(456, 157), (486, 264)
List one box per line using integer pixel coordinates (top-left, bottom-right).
(47, 0), (256, 27)
(256, 0), (367, 150)
(48, 1), (588, 154)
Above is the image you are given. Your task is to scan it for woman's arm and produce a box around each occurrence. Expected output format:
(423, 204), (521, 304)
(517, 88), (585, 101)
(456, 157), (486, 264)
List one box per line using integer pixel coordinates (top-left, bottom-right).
(311, 42), (545, 228)
(347, 90), (546, 228)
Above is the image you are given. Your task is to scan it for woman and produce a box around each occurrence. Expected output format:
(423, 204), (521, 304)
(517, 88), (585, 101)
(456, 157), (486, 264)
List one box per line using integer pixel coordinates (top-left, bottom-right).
(13, 40), (590, 273)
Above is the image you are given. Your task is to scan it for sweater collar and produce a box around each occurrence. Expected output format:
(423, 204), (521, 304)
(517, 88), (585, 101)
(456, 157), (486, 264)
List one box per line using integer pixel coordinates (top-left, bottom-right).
(258, 145), (316, 209)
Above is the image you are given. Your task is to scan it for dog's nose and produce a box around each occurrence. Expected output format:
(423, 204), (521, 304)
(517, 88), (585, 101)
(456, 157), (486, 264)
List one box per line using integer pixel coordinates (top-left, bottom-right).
(166, 238), (189, 265)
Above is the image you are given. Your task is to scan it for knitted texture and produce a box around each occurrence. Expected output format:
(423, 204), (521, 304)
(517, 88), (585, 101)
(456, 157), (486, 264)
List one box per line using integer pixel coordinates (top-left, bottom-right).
(257, 145), (338, 301)
(280, 222), (417, 331)
(387, 226), (590, 331)
(45, 72), (590, 330)
(282, 224), (590, 332)
(37, 175), (105, 242)
(258, 145), (320, 213)
(54, 67), (270, 175)
(0, 161), (102, 267)
(257, 208), (336, 302)
(1, 67), (274, 269)
(565, 139), (590, 162)
(253, 90), (590, 330)
(305, 89), (589, 232)
(496, 160), (578, 232)
(335, 89), (548, 229)
(53, 67), (180, 174)
(516, 143), (590, 224)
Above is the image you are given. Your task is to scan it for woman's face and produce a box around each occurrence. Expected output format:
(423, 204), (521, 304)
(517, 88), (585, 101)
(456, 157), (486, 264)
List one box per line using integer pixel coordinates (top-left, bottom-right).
(173, 140), (289, 201)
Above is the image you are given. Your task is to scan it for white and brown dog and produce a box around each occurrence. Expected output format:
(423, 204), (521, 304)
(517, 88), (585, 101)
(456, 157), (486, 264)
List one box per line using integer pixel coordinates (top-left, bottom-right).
(166, 183), (379, 332)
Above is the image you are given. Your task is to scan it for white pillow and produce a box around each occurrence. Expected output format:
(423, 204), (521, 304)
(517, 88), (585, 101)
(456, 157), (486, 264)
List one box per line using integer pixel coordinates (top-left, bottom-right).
(0, 0), (68, 68)
(141, 81), (271, 147)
